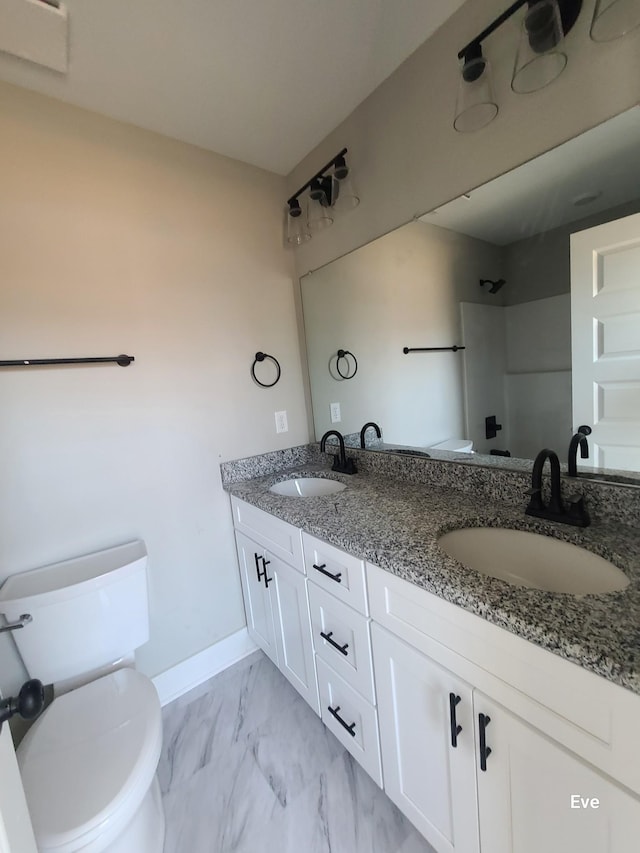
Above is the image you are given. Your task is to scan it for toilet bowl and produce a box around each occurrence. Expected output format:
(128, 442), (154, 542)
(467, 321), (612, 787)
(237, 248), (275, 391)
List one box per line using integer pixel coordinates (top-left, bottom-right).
(0, 542), (165, 853)
(428, 439), (474, 453)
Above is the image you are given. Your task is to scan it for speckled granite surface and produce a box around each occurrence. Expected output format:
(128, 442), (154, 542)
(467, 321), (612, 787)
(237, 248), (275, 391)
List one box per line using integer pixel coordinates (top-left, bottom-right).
(222, 443), (640, 525)
(224, 457), (640, 695)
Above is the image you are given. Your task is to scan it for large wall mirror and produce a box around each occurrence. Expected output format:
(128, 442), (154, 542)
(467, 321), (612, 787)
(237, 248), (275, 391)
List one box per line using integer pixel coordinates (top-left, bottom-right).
(301, 106), (640, 483)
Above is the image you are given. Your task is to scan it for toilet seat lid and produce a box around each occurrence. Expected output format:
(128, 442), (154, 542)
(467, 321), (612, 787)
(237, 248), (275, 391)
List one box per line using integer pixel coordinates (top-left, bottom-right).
(18, 668), (162, 852)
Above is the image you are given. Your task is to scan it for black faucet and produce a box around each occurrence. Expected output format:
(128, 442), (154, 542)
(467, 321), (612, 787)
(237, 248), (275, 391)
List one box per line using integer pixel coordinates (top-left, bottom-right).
(320, 430), (357, 475)
(360, 421), (382, 449)
(526, 448), (590, 527)
(567, 425), (592, 477)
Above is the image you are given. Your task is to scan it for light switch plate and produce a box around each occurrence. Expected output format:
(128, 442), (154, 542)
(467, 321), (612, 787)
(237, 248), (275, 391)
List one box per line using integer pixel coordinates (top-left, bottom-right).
(330, 402), (341, 423)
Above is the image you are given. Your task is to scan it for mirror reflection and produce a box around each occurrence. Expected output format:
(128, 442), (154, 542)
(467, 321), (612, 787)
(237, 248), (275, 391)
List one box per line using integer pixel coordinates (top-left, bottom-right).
(301, 107), (640, 479)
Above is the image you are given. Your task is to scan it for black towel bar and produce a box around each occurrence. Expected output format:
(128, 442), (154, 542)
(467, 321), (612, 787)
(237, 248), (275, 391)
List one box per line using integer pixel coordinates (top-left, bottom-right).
(403, 346), (465, 354)
(0, 354), (135, 368)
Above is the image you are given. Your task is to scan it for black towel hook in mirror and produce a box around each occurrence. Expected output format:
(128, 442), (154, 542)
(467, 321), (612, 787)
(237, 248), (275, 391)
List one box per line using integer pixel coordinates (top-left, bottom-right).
(251, 352), (281, 388)
(336, 349), (358, 380)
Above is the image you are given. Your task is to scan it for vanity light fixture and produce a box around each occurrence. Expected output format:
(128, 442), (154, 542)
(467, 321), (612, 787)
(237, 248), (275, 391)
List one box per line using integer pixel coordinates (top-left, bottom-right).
(454, 0), (583, 132)
(591, 0), (640, 40)
(454, 44), (499, 133)
(285, 148), (359, 246)
(286, 197), (311, 245)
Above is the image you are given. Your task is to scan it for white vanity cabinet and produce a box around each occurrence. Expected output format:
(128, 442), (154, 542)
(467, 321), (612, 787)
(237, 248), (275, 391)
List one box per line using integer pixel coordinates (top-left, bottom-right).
(232, 498), (319, 714)
(303, 532), (383, 786)
(368, 562), (640, 853)
(230, 495), (640, 853)
(236, 530), (279, 666)
(372, 624), (479, 852)
(475, 692), (640, 853)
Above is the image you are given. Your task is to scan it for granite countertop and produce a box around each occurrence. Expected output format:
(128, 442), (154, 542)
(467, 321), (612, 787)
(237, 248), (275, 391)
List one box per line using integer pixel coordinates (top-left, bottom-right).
(225, 464), (640, 695)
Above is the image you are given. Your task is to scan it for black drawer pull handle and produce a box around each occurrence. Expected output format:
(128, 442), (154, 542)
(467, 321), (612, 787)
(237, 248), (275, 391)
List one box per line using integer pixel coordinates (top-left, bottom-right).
(479, 713), (492, 771)
(261, 556), (273, 588)
(320, 630), (349, 656)
(449, 693), (462, 748)
(327, 705), (356, 737)
(313, 563), (342, 583)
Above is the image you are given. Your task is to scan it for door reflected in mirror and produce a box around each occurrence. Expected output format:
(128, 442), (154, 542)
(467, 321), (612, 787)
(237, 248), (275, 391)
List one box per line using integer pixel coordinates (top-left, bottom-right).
(301, 106), (640, 483)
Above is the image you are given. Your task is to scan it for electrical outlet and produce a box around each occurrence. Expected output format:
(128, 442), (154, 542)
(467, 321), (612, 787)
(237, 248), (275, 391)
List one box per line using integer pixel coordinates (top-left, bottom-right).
(330, 402), (341, 423)
(275, 410), (288, 433)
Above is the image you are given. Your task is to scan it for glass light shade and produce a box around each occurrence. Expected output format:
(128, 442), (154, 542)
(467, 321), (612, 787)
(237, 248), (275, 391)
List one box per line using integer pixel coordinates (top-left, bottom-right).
(331, 173), (360, 212)
(512, 0), (567, 94)
(307, 197), (334, 232)
(453, 56), (498, 133)
(591, 0), (640, 40)
(286, 200), (311, 246)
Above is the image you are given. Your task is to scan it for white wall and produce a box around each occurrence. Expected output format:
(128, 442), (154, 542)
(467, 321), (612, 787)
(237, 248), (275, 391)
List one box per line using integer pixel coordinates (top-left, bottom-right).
(0, 82), (308, 693)
(504, 295), (572, 458)
(460, 295), (572, 459)
(302, 221), (502, 446)
(460, 303), (509, 455)
(287, 0), (640, 277)
(504, 199), (640, 306)
(506, 295), (571, 374)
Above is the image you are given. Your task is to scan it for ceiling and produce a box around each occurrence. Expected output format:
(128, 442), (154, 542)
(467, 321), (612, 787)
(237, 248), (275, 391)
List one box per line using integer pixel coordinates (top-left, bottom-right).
(420, 107), (640, 245)
(0, 0), (466, 175)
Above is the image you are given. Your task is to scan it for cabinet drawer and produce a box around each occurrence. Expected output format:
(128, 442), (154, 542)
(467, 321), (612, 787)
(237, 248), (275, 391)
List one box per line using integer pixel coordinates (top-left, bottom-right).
(303, 533), (368, 614)
(231, 497), (303, 570)
(309, 582), (375, 703)
(316, 657), (382, 787)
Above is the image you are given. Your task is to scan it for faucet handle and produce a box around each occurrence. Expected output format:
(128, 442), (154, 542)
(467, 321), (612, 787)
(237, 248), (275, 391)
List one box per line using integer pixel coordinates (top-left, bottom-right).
(332, 455), (357, 475)
(524, 487), (544, 513)
(566, 494), (591, 527)
(343, 457), (358, 475)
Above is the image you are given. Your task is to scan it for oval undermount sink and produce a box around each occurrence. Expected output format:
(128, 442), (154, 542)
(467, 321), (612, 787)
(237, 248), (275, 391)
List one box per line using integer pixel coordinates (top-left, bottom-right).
(438, 527), (629, 595)
(269, 478), (346, 497)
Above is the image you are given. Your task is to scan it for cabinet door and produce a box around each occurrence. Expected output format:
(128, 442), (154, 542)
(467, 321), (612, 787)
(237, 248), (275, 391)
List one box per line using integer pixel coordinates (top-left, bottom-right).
(475, 692), (640, 853)
(271, 558), (320, 714)
(372, 624), (479, 853)
(235, 531), (278, 666)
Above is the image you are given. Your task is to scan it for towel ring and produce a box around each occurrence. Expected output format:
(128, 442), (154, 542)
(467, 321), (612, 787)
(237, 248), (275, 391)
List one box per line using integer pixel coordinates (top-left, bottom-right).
(251, 352), (281, 388)
(336, 349), (358, 380)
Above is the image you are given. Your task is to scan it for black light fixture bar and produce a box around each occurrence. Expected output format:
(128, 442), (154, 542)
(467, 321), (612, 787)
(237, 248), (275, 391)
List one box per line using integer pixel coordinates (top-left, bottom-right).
(458, 0), (528, 60)
(459, 0), (582, 61)
(287, 147), (348, 207)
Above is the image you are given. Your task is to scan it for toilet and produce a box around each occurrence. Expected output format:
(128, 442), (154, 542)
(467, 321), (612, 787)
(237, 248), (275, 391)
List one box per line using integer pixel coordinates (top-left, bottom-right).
(428, 438), (474, 454)
(0, 541), (165, 853)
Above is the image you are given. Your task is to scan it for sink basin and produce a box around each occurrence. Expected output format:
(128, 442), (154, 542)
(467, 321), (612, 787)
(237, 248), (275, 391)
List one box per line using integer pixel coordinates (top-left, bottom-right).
(269, 478), (346, 497)
(438, 527), (629, 594)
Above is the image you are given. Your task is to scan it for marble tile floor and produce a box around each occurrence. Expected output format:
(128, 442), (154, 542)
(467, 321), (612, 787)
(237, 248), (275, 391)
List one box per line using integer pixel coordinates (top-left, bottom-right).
(159, 649), (436, 853)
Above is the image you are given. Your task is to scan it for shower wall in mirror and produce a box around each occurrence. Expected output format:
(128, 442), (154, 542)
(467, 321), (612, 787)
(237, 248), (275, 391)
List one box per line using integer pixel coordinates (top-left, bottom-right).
(301, 106), (640, 477)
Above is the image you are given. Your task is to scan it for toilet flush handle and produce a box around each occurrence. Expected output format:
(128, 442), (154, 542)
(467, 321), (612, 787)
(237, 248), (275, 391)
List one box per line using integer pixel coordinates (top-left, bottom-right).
(0, 679), (45, 734)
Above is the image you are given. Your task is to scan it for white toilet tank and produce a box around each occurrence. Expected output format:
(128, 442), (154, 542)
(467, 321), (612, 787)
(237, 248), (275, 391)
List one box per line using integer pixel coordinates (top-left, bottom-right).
(0, 541), (149, 685)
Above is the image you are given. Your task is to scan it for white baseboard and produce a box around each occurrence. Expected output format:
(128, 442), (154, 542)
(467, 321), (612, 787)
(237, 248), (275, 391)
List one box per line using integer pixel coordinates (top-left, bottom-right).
(152, 628), (258, 707)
